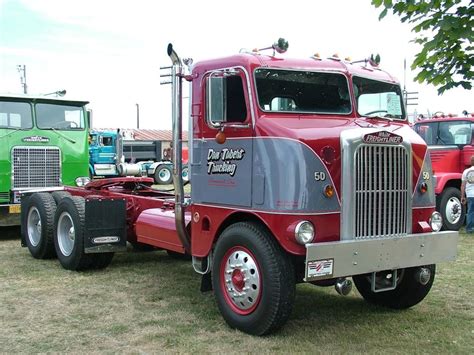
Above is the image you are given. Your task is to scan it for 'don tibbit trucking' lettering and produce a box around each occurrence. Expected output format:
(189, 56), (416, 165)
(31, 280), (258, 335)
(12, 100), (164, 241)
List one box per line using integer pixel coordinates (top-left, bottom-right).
(207, 148), (246, 177)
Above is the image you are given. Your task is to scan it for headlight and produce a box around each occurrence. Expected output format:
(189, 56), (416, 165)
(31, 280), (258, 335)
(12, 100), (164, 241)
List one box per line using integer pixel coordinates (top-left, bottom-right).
(429, 212), (443, 232)
(295, 221), (315, 245)
(75, 176), (91, 187)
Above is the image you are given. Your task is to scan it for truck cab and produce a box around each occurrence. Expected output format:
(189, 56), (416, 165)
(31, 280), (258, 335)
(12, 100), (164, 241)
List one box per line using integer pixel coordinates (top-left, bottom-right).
(89, 130), (120, 176)
(0, 95), (90, 226)
(414, 114), (474, 230)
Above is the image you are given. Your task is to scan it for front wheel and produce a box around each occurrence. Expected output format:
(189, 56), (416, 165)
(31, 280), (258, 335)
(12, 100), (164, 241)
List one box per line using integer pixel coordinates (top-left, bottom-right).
(353, 265), (436, 309)
(154, 165), (172, 185)
(212, 222), (295, 335)
(438, 187), (465, 230)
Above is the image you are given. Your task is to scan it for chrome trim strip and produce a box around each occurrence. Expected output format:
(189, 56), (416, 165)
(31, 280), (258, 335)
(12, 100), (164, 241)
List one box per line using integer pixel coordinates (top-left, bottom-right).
(193, 203), (340, 216)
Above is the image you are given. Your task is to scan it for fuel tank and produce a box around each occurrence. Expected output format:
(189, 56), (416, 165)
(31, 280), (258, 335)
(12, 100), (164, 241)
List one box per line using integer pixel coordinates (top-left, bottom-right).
(135, 208), (191, 253)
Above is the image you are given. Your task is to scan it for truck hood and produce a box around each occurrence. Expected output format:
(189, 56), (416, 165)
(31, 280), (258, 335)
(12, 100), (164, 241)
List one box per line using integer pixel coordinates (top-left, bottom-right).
(255, 115), (429, 192)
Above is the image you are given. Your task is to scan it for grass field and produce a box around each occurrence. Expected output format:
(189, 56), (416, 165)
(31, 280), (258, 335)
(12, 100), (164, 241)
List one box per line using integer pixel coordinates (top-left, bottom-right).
(0, 227), (472, 353)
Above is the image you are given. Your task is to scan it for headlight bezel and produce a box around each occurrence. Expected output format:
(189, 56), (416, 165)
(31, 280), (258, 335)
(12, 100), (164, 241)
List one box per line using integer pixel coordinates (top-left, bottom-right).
(294, 221), (315, 245)
(429, 211), (443, 232)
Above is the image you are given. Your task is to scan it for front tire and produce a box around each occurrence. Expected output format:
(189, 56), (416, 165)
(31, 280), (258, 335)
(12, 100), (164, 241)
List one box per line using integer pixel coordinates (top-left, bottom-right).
(212, 222), (295, 335)
(438, 187), (464, 230)
(154, 165), (172, 185)
(24, 193), (57, 259)
(353, 265), (436, 309)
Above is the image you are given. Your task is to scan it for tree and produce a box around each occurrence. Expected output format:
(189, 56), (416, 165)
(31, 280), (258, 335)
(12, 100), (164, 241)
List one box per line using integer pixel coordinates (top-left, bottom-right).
(373, 0), (473, 94)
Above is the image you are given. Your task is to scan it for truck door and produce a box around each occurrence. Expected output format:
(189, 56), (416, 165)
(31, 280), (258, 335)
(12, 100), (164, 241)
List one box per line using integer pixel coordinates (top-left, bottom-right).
(191, 67), (254, 207)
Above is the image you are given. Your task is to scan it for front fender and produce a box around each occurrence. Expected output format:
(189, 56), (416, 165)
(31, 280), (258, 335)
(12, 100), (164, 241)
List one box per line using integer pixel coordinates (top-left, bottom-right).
(434, 172), (462, 195)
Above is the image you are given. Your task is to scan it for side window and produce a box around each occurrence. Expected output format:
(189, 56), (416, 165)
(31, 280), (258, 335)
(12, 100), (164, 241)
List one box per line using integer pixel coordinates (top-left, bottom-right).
(102, 137), (113, 146)
(206, 69), (248, 127)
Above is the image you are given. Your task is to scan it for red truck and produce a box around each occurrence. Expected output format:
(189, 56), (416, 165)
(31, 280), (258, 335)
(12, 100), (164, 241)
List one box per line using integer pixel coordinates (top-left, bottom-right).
(20, 41), (458, 335)
(414, 113), (474, 230)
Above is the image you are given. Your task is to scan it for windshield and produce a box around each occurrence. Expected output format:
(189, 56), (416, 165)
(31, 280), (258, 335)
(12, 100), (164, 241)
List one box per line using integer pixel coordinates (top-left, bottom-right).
(255, 69), (351, 114)
(353, 76), (405, 120)
(414, 121), (472, 146)
(0, 101), (33, 129)
(36, 103), (85, 130)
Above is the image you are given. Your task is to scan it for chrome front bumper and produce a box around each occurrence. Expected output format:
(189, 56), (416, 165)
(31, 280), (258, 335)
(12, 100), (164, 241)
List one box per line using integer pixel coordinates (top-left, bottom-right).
(305, 231), (458, 281)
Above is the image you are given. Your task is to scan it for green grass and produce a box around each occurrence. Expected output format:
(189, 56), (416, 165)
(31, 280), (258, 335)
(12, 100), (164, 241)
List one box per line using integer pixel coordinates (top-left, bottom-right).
(0, 227), (472, 353)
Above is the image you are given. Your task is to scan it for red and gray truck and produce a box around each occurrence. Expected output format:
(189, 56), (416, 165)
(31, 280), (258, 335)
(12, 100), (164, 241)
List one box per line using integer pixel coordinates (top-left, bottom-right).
(414, 112), (474, 230)
(20, 41), (458, 335)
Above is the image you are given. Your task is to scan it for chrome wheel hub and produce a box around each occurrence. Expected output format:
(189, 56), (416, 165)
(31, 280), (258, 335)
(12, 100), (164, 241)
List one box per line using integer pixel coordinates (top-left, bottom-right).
(223, 249), (260, 311)
(27, 207), (41, 247)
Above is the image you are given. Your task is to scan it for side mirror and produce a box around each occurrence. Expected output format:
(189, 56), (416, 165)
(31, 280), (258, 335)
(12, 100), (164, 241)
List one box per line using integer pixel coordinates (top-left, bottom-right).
(86, 109), (93, 128)
(206, 75), (226, 127)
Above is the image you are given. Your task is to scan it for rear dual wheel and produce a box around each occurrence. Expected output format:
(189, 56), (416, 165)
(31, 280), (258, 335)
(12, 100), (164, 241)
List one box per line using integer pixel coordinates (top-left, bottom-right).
(54, 196), (114, 271)
(24, 193), (57, 259)
(212, 222), (295, 335)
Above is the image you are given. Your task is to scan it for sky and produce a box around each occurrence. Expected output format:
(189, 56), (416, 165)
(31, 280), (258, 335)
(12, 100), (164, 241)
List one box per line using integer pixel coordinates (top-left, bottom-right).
(0, 0), (472, 130)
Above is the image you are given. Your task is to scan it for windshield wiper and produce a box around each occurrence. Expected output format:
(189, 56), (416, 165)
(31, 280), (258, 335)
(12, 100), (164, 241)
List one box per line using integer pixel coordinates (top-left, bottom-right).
(50, 127), (76, 144)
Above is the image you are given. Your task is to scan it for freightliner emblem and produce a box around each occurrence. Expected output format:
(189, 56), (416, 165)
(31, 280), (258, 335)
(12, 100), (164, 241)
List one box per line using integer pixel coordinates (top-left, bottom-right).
(22, 136), (50, 143)
(363, 131), (403, 144)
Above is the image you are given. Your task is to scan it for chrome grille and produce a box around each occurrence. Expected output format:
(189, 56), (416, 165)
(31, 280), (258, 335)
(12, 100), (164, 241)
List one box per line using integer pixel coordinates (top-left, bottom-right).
(12, 147), (61, 189)
(355, 145), (409, 239)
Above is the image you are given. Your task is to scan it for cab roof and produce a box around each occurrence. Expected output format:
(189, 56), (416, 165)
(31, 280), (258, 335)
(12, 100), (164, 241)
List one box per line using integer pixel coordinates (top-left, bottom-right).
(0, 93), (89, 106)
(193, 53), (399, 83)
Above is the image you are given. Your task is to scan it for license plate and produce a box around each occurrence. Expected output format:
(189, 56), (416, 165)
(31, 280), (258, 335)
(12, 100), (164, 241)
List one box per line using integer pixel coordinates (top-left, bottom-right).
(307, 259), (334, 279)
(9, 205), (21, 214)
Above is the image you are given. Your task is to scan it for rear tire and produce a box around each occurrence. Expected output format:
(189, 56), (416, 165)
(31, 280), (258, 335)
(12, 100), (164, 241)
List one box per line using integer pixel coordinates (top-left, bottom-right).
(53, 196), (93, 271)
(51, 191), (72, 205)
(154, 165), (172, 185)
(24, 193), (57, 259)
(182, 166), (189, 182)
(353, 265), (436, 309)
(437, 187), (464, 230)
(212, 222), (295, 335)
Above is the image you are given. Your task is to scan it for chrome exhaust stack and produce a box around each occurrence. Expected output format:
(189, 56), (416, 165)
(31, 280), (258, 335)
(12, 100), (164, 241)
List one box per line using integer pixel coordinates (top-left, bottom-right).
(335, 278), (353, 296)
(162, 43), (191, 254)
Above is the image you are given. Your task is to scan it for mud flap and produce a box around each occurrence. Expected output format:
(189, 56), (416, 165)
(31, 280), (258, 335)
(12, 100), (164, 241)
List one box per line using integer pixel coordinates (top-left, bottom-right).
(84, 198), (127, 253)
(20, 194), (31, 247)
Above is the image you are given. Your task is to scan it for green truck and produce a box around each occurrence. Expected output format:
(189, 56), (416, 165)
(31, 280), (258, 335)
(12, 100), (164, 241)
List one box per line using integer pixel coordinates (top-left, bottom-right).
(0, 95), (90, 226)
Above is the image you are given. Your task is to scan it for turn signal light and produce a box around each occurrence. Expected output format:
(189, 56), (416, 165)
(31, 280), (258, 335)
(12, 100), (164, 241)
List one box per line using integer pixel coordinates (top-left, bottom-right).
(420, 182), (428, 194)
(324, 184), (335, 198)
(215, 129), (226, 144)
